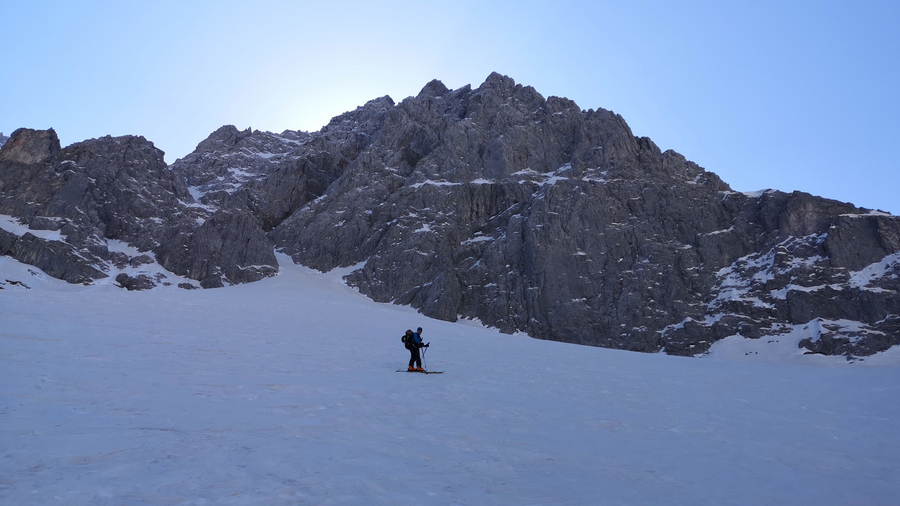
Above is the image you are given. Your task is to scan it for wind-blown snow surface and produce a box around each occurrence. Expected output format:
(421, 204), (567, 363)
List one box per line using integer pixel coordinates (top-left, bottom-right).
(2, 256), (899, 505)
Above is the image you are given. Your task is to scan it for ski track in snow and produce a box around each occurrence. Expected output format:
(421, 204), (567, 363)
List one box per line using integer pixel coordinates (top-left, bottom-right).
(1, 255), (899, 505)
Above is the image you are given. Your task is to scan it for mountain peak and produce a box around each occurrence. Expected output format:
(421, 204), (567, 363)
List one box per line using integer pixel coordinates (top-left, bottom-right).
(482, 71), (516, 89)
(417, 79), (450, 98)
(0, 128), (60, 164)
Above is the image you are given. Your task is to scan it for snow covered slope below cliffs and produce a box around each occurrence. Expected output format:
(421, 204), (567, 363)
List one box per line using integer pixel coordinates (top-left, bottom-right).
(2, 255), (899, 505)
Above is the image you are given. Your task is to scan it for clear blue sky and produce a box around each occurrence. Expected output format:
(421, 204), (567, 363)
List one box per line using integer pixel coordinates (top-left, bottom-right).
(3, 0), (898, 213)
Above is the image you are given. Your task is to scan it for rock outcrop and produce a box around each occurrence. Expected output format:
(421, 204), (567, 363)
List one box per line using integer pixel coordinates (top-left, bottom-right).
(0, 128), (276, 288)
(2, 74), (898, 358)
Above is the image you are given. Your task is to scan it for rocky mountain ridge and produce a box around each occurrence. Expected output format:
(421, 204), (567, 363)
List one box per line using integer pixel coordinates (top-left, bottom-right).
(1, 73), (898, 358)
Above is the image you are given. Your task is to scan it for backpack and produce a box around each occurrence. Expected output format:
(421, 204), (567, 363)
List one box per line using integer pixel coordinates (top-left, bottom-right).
(401, 329), (414, 346)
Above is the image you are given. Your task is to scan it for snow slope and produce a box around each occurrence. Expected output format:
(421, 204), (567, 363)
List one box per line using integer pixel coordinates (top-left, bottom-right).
(2, 255), (899, 505)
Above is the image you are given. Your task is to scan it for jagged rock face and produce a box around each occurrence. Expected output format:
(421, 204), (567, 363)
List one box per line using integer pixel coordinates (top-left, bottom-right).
(269, 77), (727, 352)
(0, 229), (106, 283)
(0, 128), (276, 288)
(2, 74), (898, 359)
(266, 73), (900, 357)
(660, 193), (900, 355)
(169, 96), (394, 232)
(0, 132), (11, 149)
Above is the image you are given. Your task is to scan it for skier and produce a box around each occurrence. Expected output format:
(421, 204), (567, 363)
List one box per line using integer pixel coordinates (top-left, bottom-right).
(406, 327), (429, 372)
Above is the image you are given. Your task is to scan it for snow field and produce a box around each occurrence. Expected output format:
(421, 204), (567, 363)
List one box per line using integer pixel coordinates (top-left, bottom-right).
(1, 255), (899, 505)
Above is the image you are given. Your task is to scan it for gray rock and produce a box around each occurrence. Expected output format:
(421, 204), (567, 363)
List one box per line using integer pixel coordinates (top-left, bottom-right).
(0, 230), (106, 284)
(159, 196), (277, 288)
(0, 127), (279, 289)
(0, 128), (59, 164)
(115, 272), (156, 291)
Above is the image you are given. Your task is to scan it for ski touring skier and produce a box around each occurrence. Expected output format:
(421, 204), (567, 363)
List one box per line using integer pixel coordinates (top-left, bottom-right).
(404, 327), (429, 372)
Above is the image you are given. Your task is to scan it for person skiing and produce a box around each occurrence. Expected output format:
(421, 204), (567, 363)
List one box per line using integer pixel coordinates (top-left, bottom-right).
(405, 327), (429, 372)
